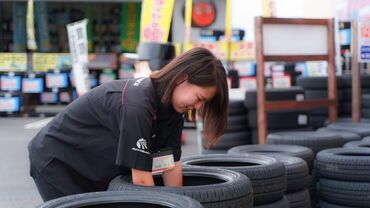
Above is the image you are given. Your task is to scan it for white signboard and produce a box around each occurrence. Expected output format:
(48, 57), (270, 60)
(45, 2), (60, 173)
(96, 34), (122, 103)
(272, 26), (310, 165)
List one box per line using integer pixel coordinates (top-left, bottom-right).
(67, 19), (90, 96)
(358, 20), (370, 63)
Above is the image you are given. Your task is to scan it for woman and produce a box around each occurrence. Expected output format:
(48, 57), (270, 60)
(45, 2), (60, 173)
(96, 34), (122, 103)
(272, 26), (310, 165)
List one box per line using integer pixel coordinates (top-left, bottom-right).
(28, 47), (229, 201)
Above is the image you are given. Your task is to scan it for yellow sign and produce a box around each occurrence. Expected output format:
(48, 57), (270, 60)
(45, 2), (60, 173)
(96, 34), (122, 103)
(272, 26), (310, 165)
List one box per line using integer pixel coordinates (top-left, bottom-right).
(186, 41), (229, 60)
(229, 42), (255, 61)
(0, 53), (28, 72)
(33, 53), (71, 72)
(140, 0), (175, 43)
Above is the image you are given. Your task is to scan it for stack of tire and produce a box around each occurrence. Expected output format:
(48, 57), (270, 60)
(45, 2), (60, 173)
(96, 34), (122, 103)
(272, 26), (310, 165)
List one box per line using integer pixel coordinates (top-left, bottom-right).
(341, 74), (370, 118)
(323, 122), (370, 139)
(182, 154), (288, 207)
(362, 93), (370, 119)
(228, 144), (314, 208)
(316, 147), (370, 207)
(266, 131), (344, 207)
(296, 76), (343, 129)
(201, 99), (251, 154)
(244, 87), (311, 144)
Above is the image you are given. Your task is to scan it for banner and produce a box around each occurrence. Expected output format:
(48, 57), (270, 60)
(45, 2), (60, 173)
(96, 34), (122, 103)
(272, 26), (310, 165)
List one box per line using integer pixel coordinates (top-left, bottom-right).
(140, 0), (175, 42)
(358, 20), (370, 62)
(0, 53), (28, 72)
(67, 19), (90, 96)
(121, 3), (141, 52)
(35, 1), (51, 52)
(26, 0), (37, 50)
(13, 3), (27, 52)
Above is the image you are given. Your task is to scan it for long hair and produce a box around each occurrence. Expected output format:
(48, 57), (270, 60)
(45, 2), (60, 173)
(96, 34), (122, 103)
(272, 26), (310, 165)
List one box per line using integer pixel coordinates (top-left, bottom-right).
(150, 47), (229, 148)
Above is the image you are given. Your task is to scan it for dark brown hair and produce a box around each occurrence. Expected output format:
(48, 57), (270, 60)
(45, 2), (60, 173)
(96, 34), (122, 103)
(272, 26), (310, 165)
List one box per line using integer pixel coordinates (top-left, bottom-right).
(150, 47), (229, 148)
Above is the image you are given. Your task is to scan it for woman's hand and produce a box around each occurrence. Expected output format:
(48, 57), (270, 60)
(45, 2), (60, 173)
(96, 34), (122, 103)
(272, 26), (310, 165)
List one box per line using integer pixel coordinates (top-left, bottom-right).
(162, 161), (183, 187)
(131, 168), (154, 186)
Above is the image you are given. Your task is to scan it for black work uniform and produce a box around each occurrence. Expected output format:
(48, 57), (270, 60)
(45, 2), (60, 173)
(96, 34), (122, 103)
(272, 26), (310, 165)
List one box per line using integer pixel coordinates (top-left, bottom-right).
(28, 78), (184, 200)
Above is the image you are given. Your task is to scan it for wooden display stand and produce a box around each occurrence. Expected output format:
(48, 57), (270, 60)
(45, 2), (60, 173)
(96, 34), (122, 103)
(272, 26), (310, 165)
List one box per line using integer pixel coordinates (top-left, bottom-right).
(255, 17), (338, 144)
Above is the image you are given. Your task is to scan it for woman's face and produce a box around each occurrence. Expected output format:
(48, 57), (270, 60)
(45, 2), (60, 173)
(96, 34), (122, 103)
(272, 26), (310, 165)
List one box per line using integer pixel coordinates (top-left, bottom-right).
(171, 80), (217, 113)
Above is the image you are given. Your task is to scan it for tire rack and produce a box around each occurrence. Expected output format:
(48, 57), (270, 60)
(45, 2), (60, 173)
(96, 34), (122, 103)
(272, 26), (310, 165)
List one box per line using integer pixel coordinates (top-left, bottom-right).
(255, 17), (339, 144)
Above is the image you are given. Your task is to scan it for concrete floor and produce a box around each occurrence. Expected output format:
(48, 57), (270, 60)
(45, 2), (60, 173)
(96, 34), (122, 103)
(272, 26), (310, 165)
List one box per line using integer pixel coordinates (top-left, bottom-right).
(0, 117), (200, 208)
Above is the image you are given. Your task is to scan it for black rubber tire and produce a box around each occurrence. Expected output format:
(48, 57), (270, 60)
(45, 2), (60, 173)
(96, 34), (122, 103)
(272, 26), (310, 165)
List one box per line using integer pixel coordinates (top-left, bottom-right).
(205, 131), (251, 150)
(245, 153), (309, 193)
(226, 115), (249, 132)
(108, 167), (253, 208)
(326, 123), (370, 137)
(267, 131), (344, 156)
(36, 191), (204, 208)
(284, 188), (311, 208)
(306, 174), (318, 198)
(251, 127), (314, 145)
(310, 116), (327, 129)
(248, 110), (309, 129)
(363, 109), (370, 118)
(227, 144), (314, 173)
(316, 148), (370, 181)
(244, 87), (305, 109)
(229, 99), (247, 116)
(181, 154), (286, 205)
(317, 128), (362, 143)
(253, 197), (290, 208)
(202, 149), (227, 154)
(341, 74), (370, 88)
(296, 76), (343, 89)
(323, 117), (370, 125)
(319, 178), (370, 207)
(362, 94), (370, 108)
(342, 89), (370, 101)
(362, 136), (370, 142)
(305, 89), (344, 101)
(344, 140), (370, 148)
(319, 200), (354, 208)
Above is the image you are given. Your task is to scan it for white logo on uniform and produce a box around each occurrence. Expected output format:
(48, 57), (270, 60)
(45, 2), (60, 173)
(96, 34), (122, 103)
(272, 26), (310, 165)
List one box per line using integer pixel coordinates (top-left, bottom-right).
(136, 138), (147, 150)
(134, 78), (145, 86)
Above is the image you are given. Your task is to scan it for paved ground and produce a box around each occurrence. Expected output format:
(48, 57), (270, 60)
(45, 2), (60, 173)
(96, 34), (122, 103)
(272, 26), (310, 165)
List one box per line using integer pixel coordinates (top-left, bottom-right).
(0, 117), (200, 208)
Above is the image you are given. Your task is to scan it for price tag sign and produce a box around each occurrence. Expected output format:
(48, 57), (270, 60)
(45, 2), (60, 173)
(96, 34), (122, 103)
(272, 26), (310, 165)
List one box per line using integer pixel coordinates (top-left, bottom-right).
(41, 92), (58, 104)
(272, 74), (291, 88)
(234, 61), (256, 76)
(22, 78), (44, 93)
(239, 77), (257, 91)
(229, 41), (255, 61)
(0, 53), (27, 72)
(0, 76), (22, 91)
(0, 97), (21, 112)
(59, 92), (71, 103)
(33, 53), (71, 72)
(46, 73), (68, 88)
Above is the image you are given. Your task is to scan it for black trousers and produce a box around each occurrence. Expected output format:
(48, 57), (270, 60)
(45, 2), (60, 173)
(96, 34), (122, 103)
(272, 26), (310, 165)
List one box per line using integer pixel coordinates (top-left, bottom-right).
(30, 163), (66, 202)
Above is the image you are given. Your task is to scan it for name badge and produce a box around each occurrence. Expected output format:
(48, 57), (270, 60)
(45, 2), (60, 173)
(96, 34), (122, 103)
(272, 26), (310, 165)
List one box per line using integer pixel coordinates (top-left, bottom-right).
(151, 148), (175, 174)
